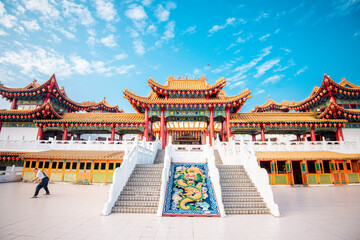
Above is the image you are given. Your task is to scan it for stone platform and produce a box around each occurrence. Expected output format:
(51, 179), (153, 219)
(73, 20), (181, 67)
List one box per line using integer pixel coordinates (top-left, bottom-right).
(0, 182), (359, 240)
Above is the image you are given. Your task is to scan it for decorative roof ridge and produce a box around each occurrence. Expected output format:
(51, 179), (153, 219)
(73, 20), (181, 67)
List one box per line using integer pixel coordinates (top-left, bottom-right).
(318, 99), (360, 120)
(339, 77), (359, 89)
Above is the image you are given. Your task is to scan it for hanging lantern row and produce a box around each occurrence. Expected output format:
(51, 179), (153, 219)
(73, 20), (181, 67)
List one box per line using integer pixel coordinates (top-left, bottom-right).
(1, 156), (23, 161)
(230, 122), (346, 128)
(35, 122), (144, 128)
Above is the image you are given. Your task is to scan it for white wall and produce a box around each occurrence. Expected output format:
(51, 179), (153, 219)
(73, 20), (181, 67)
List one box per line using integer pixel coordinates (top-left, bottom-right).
(343, 128), (360, 142)
(0, 127), (38, 140)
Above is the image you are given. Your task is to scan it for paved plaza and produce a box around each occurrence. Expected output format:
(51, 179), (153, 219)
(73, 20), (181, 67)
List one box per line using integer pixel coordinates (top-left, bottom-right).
(0, 182), (359, 240)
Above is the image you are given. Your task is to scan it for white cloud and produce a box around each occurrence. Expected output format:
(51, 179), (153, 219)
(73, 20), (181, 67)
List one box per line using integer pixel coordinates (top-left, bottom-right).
(354, 30), (360, 37)
(142, 0), (153, 6)
(125, 4), (147, 21)
(21, 19), (40, 31)
(259, 33), (270, 41)
(255, 11), (269, 21)
(0, 2), (18, 29)
(116, 65), (135, 74)
(147, 24), (157, 34)
(281, 48), (292, 53)
(154, 2), (176, 22)
(255, 89), (265, 95)
(0, 46), (72, 77)
(87, 36), (96, 47)
(50, 33), (61, 43)
(274, 59), (295, 72)
(262, 74), (284, 84)
(100, 34), (116, 48)
(70, 55), (92, 75)
(62, 0), (95, 26)
(274, 28), (280, 34)
(133, 39), (145, 55)
(208, 17), (236, 35)
(226, 43), (236, 50)
(212, 62), (234, 74)
(22, 0), (60, 20)
(155, 20), (175, 47)
(94, 0), (116, 22)
(115, 53), (128, 60)
(254, 58), (281, 78)
(0, 28), (8, 36)
(182, 25), (196, 35)
(328, 0), (360, 18)
(58, 28), (75, 39)
(295, 65), (308, 76)
(229, 80), (245, 89)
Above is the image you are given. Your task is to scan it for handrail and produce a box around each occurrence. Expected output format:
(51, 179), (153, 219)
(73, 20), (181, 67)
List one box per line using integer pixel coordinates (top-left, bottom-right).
(102, 138), (161, 216)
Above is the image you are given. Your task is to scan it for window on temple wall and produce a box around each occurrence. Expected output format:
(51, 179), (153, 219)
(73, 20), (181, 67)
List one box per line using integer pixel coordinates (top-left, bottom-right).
(260, 161), (271, 173)
(307, 161), (316, 174)
(277, 161), (286, 174)
(323, 161), (330, 173)
(101, 162), (106, 170)
(25, 161), (30, 168)
(31, 161), (36, 168)
(115, 162), (121, 168)
(343, 104), (350, 109)
(94, 162), (99, 170)
(58, 162), (63, 170)
(350, 104), (357, 109)
(346, 162), (351, 171)
(79, 162), (85, 170)
(65, 162), (71, 170)
(51, 161), (57, 169)
(108, 162), (114, 170)
(44, 162), (49, 169)
(351, 160), (359, 172)
(86, 162), (92, 170)
(72, 162), (77, 170)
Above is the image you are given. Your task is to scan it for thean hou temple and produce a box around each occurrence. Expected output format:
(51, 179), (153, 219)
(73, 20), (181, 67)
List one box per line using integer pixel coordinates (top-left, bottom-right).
(0, 73), (359, 216)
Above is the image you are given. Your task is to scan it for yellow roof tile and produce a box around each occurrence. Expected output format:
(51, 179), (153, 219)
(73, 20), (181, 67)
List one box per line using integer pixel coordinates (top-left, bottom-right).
(20, 150), (124, 160)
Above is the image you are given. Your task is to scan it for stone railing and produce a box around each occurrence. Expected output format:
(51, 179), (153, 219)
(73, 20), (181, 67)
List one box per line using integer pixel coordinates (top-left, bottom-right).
(236, 137), (360, 153)
(0, 137), (138, 152)
(214, 138), (280, 217)
(102, 138), (161, 215)
(157, 137), (226, 217)
(0, 165), (22, 183)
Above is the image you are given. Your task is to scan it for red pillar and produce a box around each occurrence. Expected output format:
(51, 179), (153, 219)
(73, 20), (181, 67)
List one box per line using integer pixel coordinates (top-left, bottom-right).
(339, 127), (344, 141)
(62, 127), (68, 141)
(110, 125), (115, 141)
(0, 120), (2, 133)
(209, 107), (214, 146)
(336, 126), (344, 141)
(119, 134), (123, 141)
(252, 134), (256, 142)
(160, 108), (165, 149)
(77, 134), (81, 140)
(310, 126), (316, 141)
(226, 107), (231, 141)
(143, 107), (149, 141)
(36, 126), (44, 140)
(10, 97), (18, 110)
(260, 126), (266, 142)
(303, 134), (307, 141)
(296, 134), (301, 141)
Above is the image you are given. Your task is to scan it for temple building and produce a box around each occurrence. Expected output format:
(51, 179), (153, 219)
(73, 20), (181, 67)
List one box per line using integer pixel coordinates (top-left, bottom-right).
(0, 73), (359, 186)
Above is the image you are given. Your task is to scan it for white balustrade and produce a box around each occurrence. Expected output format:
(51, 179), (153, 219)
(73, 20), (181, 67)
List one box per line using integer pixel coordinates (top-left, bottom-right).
(0, 165), (22, 183)
(214, 137), (280, 217)
(102, 138), (161, 216)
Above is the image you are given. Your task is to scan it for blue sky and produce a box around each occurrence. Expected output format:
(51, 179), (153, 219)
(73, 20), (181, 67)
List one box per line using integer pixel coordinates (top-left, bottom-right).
(0, 0), (359, 112)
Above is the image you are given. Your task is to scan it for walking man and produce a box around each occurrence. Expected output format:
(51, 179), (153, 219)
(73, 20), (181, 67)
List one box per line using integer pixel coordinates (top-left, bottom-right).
(31, 168), (50, 198)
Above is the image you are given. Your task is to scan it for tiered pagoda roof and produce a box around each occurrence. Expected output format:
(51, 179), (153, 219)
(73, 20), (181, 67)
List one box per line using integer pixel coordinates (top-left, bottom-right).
(253, 96), (290, 112)
(230, 112), (347, 126)
(148, 75), (227, 97)
(124, 76), (252, 113)
(0, 74), (120, 113)
(34, 112), (144, 126)
(319, 99), (360, 121)
(0, 99), (61, 121)
(288, 74), (360, 111)
(83, 97), (123, 113)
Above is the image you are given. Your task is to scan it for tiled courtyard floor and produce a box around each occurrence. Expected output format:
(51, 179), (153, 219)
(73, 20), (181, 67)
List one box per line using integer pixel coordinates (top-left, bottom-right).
(0, 182), (359, 240)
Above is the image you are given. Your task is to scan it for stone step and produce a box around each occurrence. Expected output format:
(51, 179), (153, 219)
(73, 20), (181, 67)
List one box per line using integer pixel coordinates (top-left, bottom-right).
(224, 202), (267, 209)
(118, 196), (160, 202)
(220, 178), (252, 183)
(133, 169), (163, 173)
(129, 174), (163, 179)
(222, 197), (263, 202)
(128, 177), (162, 182)
(120, 191), (160, 196)
(220, 175), (251, 179)
(225, 208), (270, 215)
(112, 207), (157, 214)
(217, 171), (248, 175)
(217, 165), (244, 169)
(221, 187), (258, 192)
(123, 186), (161, 191)
(222, 192), (261, 197)
(115, 201), (159, 207)
(220, 182), (254, 187)
(135, 166), (163, 169)
(126, 181), (161, 187)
